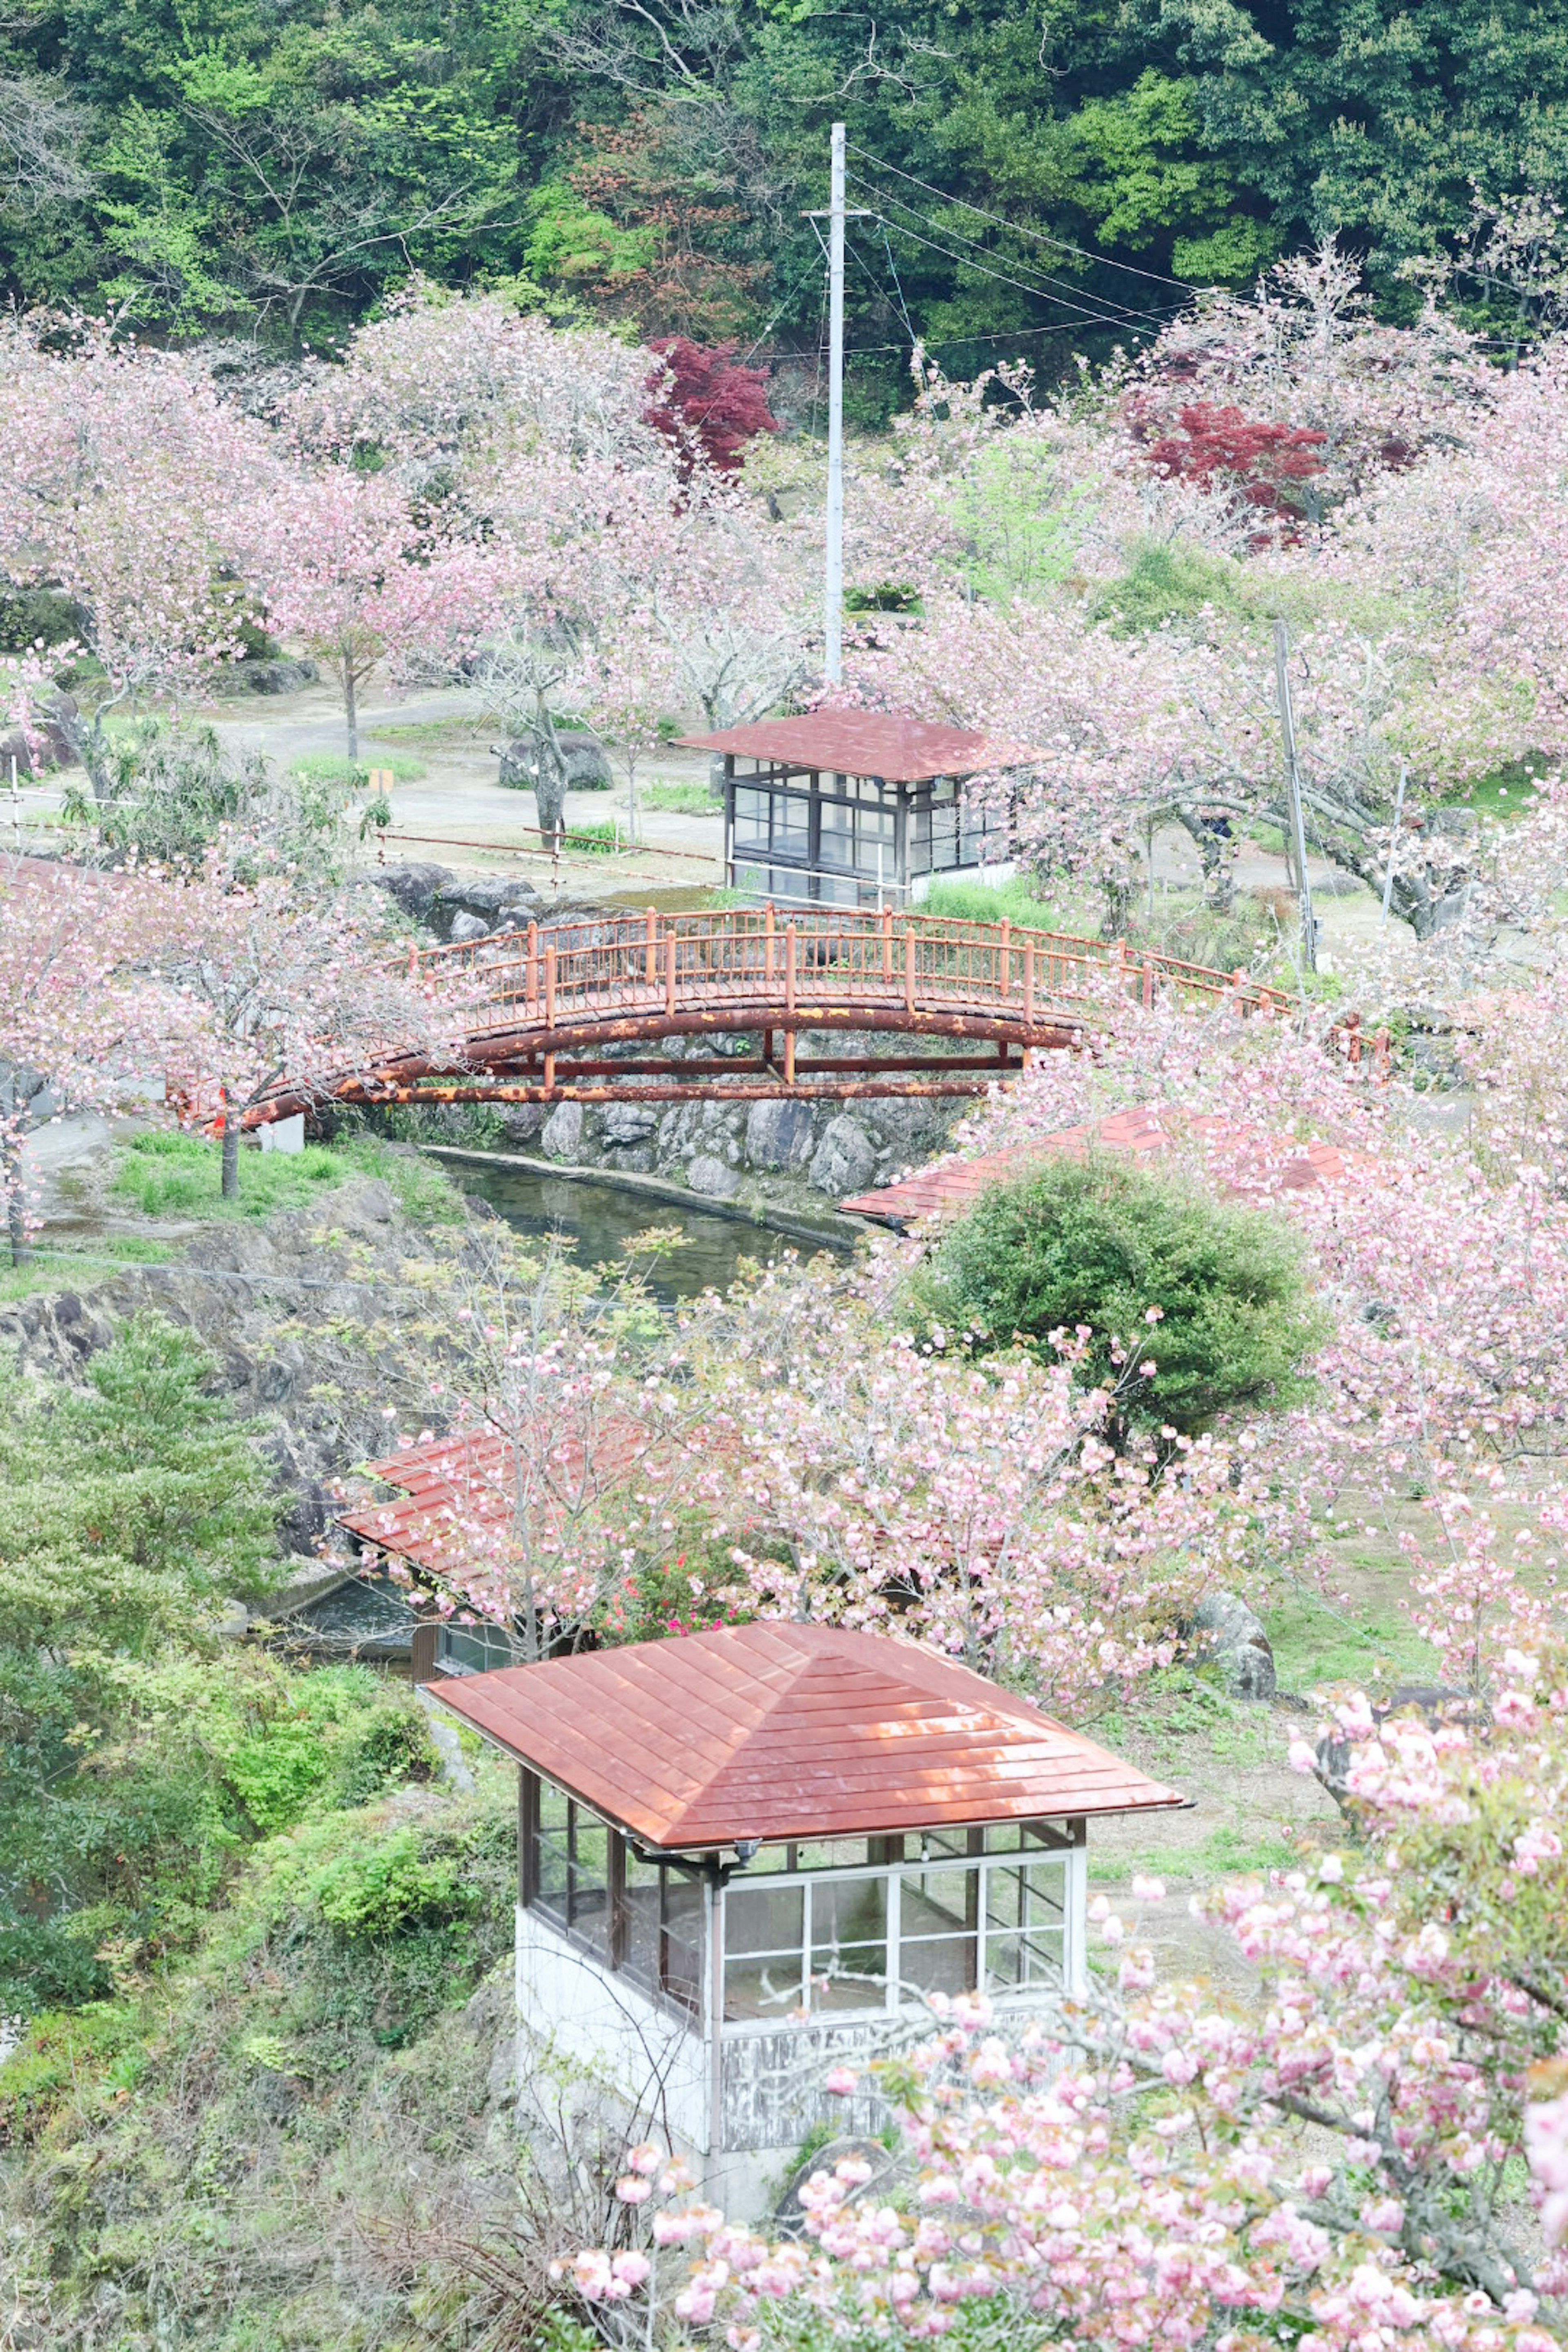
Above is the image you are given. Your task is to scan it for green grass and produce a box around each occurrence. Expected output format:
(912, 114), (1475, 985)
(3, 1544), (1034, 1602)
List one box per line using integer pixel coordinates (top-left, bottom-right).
(0, 1236), (174, 1303)
(562, 817), (626, 854)
(919, 876), (1066, 929)
(289, 753), (426, 787)
(1267, 1581), (1437, 1695)
(1091, 1825), (1308, 1887)
(364, 717), (484, 748)
(1446, 761), (1546, 822)
(641, 780), (718, 817)
(109, 1131), (463, 1225)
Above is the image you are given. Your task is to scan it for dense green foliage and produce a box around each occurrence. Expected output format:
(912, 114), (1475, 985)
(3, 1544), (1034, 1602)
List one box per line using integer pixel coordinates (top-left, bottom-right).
(918, 1151), (1322, 1431)
(0, 1775), (518, 2347)
(0, 1314), (444, 2011)
(2, 0), (1566, 373)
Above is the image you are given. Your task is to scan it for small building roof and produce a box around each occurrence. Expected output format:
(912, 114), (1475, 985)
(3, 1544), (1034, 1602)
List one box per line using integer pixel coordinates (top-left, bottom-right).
(678, 709), (1035, 785)
(839, 1101), (1358, 1226)
(428, 1620), (1182, 1850)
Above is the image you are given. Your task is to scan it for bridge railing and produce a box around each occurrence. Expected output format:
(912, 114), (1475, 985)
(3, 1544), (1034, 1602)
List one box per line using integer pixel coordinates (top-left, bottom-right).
(419, 906), (1293, 1033)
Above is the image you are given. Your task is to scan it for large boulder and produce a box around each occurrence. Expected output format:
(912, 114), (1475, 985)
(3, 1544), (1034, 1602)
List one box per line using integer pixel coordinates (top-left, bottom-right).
(239, 657), (318, 695)
(601, 1105), (658, 1147)
(368, 861), (453, 924)
(0, 688), (78, 775)
(809, 1114), (878, 1199)
(448, 911), (488, 943)
(744, 1097), (815, 1173)
(1188, 1591), (1275, 1702)
(687, 1153), (740, 1200)
(541, 1101), (584, 1160)
(498, 732), (612, 792)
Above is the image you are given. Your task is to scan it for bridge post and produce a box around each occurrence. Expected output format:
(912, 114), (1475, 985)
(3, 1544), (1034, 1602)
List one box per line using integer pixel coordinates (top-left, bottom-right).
(665, 934), (678, 1016)
(785, 922), (797, 1016)
(904, 930), (915, 1014)
(526, 922), (539, 1014)
(646, 907), (658, 985)
(765, 903), (777, 983)
(784, 1030), (796, 1084)
(1142, 960), (1154, 1010)
(1023, 940), (1035, 1025)
(544, 944), (557, 1028)
(880, 906), (893, 980)
(999, 916), (1011, 996)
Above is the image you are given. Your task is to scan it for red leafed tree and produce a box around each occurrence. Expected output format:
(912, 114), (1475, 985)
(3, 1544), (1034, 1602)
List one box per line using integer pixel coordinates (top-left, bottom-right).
(1133, 399), (1327, 515)
(644, 338), (778, 477)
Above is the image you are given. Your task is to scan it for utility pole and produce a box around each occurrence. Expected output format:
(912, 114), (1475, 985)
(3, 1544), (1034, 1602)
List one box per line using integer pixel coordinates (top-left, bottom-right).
(1274, 618), (1316, 973)
(825, 120), (846, 684)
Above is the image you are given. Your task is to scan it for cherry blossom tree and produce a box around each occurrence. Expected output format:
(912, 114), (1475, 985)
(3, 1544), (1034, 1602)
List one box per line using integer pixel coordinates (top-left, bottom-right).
(559, 1632), (1568, 2348)
(242, 468), (505, 760)
(0, 854), (187, 1262)
(149, 848), (474, 1196)
(0, 317), (269, 795)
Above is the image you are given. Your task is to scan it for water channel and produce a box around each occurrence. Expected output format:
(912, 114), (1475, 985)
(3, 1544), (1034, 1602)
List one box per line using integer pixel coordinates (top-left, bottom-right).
(448, 1155), (855, 1305)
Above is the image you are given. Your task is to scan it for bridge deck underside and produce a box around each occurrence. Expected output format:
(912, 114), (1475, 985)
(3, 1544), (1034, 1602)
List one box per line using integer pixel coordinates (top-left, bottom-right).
(332, 994), (1091, 1108)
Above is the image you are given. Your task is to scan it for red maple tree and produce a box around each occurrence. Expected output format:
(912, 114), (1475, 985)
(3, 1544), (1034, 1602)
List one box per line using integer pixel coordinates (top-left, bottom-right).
(1132, 399), (1327, 516)
(645, 337), (779, 477)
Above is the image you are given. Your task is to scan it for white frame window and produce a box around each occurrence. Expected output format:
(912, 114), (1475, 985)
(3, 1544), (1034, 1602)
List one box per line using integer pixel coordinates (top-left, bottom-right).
(719, 1824), (1081, 2028)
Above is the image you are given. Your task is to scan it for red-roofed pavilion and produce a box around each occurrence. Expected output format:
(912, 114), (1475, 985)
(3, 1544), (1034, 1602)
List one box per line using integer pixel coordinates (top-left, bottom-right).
(679, 707), (1036, 910)
(424, 1621), (1180, 2207)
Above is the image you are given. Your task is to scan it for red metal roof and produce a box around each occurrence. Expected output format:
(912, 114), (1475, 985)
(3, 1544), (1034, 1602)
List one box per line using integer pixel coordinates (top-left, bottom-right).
(338, 1420), (657, 1581)
(841, 1102), (1355, 1225)
(428, 1620), (1182, 1849)
(678, 709), (1037, 784)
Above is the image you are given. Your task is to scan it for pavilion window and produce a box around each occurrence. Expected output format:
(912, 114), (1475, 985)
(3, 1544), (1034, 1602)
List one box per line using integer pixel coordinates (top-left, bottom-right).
(720, 1822), (1073, 2021)
(523, 1771), (702, 2019)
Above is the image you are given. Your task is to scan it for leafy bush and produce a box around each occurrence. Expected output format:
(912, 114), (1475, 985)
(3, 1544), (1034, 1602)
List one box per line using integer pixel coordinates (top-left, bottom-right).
(917, 1151), (1323, 1431)
(313, 1827), (477, 1940)
(290, 751), (426, 786)
(920, 875), (1064, 929)
(1091, 539), (1244, 636)
(641, 780), (716, 816)
(64, 718), (359, 873)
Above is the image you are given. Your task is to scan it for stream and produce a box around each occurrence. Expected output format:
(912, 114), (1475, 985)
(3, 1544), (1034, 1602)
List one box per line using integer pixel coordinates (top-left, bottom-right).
(450, 1157), (853, 1304)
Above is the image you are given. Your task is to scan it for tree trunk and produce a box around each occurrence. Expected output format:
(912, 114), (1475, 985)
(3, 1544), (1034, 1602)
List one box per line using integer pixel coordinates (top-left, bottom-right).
(345, 667), (359, 765)
(3, 1135), (29, 1267)
(221, 1096), (241, 1199)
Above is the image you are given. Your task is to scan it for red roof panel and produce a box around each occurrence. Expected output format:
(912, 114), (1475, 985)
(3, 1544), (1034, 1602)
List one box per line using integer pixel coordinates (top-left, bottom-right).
(841, 1102), (1356, 1224)
(678, 709), (1037, 784)
(428, 1620), (1183, 1849)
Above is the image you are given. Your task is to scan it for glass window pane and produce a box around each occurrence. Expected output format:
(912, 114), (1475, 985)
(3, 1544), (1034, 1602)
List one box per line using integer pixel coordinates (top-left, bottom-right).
(568, 1809), (611, 1956)
(726, 1884), (803, 1956)
(811, 1875), (887, 2011)
(624, 1848), (661, 1986)
(663, 1868), (704, 2015)
(534, 1831), (569, 1922)
(984, 1922), (1065, 1991)
(793, 1838), (872, 1872)
(900, 1864), (978, 1997)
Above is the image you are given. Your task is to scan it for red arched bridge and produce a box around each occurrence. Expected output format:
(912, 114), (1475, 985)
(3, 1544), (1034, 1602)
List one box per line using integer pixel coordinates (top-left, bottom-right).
(247, 906), (1311, 1122)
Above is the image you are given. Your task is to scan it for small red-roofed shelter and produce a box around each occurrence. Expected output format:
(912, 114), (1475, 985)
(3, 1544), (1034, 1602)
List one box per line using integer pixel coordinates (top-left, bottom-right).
(840, 1100), (1359, 1227)
(679, 707), (1035, 910)
(421, 1621), (1180, 2206)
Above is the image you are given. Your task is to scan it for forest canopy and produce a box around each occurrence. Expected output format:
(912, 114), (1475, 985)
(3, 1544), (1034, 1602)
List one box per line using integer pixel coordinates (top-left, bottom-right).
(3, 0), (1568, 390)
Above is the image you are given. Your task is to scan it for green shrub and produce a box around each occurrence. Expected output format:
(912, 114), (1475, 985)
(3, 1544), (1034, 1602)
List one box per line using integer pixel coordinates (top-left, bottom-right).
(641, 780), (716, 816)
(290, 751), (426, 786)
(314, 1827), (475, 1940)
(916, 1150), (1323, 1432)
(1091, 539), (1243, 636)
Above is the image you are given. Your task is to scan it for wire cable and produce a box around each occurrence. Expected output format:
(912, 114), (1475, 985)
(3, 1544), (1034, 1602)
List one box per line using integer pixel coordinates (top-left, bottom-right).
(873, 211), (1180, 342)
(846, 141), (1205, 292)
(851, 171), (1172, 332)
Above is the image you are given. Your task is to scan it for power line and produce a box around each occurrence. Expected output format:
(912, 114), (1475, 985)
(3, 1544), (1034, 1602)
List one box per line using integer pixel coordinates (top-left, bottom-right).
(845, 142), (1203, 293)
(873, 213), (1178, 343)
(850, 172), (1172, 332)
